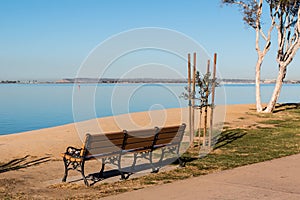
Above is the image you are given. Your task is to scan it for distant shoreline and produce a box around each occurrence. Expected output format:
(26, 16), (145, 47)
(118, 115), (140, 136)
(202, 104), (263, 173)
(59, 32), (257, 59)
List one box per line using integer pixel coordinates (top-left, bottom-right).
(0, 78), (300, 85)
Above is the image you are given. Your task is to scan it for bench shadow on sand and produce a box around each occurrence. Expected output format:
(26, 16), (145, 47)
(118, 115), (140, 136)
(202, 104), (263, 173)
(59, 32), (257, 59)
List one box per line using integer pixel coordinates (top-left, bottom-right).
(68, 158), (185, 186)
(0, 155), (51, 173)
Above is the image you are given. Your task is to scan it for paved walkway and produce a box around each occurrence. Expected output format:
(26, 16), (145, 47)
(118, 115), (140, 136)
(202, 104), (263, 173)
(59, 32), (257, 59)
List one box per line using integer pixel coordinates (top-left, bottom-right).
(103, 153), (300, 200)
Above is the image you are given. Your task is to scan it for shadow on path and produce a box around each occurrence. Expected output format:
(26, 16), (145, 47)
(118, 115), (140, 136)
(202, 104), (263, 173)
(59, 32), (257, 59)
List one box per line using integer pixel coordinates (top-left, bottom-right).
(0, 155), (51, 173)
(68, 158), (183, 186)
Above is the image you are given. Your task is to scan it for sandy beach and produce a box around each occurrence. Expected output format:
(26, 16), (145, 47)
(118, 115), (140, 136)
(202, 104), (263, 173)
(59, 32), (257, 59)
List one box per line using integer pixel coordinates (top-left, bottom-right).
(0, 104), (259, 199)
(0, 104), (231, 161)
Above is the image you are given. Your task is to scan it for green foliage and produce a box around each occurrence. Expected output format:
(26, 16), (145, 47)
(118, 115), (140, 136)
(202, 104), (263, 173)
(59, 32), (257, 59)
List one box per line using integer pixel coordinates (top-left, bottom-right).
(222, 0), (260, 28)
(222, 0), (300, 28)
(195, 71), (211, 106)
(181, 70), (218, 110)
(267, 0), (300, 16)
(194, 71), (219, 109)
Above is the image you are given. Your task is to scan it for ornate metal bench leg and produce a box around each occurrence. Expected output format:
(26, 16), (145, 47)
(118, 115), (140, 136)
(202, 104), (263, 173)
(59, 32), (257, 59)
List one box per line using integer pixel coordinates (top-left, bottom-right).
(176, 146), (185, 167)
(159, 148), (165, 163)
(131, 153), (138, 171)
(62, 157), (69, 182)
(118, 154), (126, 180)
(99, 162), (105, 177)
(80, 161), (89, 186)
(177, 157), (185, 167)
(150, 152), (159, 173)
(150, 148), (165, 173)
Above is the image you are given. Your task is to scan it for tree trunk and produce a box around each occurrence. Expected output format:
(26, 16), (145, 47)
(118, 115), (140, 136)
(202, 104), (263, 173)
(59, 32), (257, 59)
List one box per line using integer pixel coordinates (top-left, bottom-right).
(263, 65), (287, 113)
(255, 57), (263, 112)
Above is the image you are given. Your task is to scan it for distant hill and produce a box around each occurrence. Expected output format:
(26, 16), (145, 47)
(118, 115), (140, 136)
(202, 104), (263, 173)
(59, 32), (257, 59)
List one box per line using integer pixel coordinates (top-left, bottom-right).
(1, 78), (300, 84)
(56, 78), (300, 84)
(56, 78), (187, 84)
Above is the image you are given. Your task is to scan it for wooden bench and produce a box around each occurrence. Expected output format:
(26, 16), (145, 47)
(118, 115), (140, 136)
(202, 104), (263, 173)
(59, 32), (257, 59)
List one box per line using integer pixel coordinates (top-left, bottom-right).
(61, 123), (186, 186)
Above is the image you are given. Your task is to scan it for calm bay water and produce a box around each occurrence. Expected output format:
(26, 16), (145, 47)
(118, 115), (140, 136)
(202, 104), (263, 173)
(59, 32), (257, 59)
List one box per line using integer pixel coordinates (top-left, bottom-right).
(0, 83), (299, 135)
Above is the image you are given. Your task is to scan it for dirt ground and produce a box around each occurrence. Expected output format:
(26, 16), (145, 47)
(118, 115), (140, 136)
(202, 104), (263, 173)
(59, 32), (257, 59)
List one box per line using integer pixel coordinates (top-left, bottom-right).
(0, 104), (270, 199)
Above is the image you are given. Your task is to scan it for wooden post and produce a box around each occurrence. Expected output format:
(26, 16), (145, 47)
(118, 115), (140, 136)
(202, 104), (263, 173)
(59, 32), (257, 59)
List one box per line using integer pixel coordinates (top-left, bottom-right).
(203, 60), (210, 148)
(191, 53), (196, 145)
(209, 53), (217, 148)
(197, 101), (203, 147)
(188, 54), (193, 145)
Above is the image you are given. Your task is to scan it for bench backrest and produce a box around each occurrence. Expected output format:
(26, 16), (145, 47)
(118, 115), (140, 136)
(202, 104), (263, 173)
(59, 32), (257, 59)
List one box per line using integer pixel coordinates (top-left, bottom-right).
(83, 131), (125, 157)
(124, 127), (159, 151)
(155, 123), (186, 147)
(82, 123), (186, 157)
(123, 123), (186, 151)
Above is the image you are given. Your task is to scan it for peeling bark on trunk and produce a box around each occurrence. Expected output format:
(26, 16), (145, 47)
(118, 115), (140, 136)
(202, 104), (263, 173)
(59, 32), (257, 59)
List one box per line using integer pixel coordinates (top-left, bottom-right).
(255, 57), (263, 112)
(254, 0), (273, 113)
(264, 66), (286, 113)
(264, 8), (300, 113)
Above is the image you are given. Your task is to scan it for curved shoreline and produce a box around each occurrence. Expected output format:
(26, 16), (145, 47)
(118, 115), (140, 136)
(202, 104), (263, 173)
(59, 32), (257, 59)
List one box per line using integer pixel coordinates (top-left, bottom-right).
(0, 104), (254, 161)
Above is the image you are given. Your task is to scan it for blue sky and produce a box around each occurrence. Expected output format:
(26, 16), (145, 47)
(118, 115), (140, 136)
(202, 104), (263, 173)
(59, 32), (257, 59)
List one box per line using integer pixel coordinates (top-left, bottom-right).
(1, 0), (300, 80)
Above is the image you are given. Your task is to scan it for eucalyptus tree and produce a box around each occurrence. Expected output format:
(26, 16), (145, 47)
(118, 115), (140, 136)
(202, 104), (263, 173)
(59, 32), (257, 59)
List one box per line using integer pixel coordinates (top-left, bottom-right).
(223, 0), (300, 113)
(264, 0), (300, 112)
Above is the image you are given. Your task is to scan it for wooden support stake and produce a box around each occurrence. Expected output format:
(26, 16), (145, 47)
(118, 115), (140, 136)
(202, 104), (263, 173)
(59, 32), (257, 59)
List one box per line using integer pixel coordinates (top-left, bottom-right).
(209, 53), (217, 148)
(191, 53), (196, 145)
(188, 53), (193, 145)
(197, 102), (203, 147)
(203, 60), (210, 148)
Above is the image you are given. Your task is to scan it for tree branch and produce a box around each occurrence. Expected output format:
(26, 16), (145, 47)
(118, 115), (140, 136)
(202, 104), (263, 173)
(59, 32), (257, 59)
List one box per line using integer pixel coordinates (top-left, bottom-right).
(276, 8), (300, 67)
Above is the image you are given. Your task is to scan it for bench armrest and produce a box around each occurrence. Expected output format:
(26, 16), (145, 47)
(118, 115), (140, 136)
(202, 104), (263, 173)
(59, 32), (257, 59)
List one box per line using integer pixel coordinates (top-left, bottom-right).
(64, 146), (83, 158)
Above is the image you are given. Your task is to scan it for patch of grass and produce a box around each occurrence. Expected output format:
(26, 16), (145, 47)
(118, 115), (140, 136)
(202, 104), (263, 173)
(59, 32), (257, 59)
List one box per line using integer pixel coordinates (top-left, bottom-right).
(222, 126), (230, 130)
(115, 188), (129, 193)
(290, 109), (300, 114)
(143, 180), (157, 185)
(260, 119), (284, 124)
(163, 180), (172, 184)
(251, 112), (274, 118)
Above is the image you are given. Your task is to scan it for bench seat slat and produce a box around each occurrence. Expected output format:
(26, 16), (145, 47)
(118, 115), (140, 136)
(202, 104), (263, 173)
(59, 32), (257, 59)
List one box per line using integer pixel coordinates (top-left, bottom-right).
(61, 153), (84, 162)
(126, 136), (155, 144)
(156, 137), (180, 145)
(89, 132), (124, 141)
(122, 147), (151, 154)
(88, 139), (124, 149)
(159, 126), (182, 133)
(85, 150), (121, 160)
(124, 141), (153, 150)
(158, 132), (178, 140)
(126, 129), (156, 137)
(153, 141), (180, 150)
(87, 146), (122, 155)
